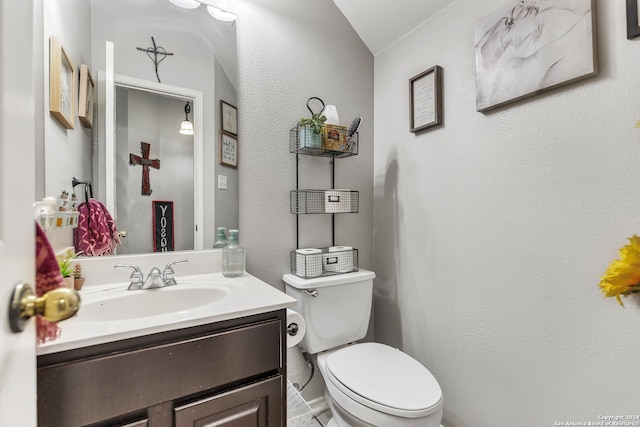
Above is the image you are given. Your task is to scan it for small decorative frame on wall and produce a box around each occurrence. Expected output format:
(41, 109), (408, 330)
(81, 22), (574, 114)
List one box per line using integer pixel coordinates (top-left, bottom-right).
(152, 200), (175, 252)
(409, 65), (443, 133)
(49, 37), (75, 129)
(221, 100), (238, 135)
(219, 130), (238, 168)
(78, 64), (94, 128)
(627, 0), (640, 39)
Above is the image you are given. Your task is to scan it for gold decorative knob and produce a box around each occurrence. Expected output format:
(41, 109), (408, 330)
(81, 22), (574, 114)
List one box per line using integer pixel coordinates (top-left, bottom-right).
(8, 282), (80, 333)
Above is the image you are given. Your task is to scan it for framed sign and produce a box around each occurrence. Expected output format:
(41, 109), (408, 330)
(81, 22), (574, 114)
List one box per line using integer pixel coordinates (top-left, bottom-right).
(152, 201), (174, 252)
(627, 0), (640, 39)
(49, 37), (75, 129)
(219, 130), (238, 168)
(78, 64), (94, 128)
(221, 100), (238, 135)
(409, 65), (443, 133)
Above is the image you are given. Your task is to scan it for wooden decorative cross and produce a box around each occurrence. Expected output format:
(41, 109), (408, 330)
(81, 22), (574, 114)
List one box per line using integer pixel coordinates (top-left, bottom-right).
(129, 142), (160, 195)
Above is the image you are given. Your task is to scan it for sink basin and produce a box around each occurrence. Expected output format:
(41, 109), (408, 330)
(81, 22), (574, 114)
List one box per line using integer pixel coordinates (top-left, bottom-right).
(80, 285), (229, 321)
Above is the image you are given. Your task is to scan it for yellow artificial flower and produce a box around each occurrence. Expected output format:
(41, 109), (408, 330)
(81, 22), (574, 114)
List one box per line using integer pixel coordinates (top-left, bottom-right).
(599, 235), (640, 306)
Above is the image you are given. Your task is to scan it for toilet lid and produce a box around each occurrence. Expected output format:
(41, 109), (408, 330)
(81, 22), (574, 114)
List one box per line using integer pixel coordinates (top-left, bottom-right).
(325, 342), (442, 418)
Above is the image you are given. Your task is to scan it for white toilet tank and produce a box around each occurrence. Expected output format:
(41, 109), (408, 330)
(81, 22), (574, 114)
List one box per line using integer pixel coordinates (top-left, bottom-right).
(283, 269), (376, 354)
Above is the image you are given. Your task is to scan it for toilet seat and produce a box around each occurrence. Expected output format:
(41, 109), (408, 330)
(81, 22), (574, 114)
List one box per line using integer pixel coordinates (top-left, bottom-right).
(324, 342), (442, 418)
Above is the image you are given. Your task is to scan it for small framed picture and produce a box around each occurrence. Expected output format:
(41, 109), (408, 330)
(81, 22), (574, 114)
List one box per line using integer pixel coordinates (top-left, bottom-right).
(152, 201), (175, 252)
(219, 130), (238, 168)
(221, 100), (238, 135)
(627, 0), (640, 39)
(78, 64), (94, 128)
(409, 65), (443, 133)
(49, 37), (75, 129)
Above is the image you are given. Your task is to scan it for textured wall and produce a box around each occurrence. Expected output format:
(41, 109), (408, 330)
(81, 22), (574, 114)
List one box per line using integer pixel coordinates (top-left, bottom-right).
(374, 0), (640, 425)
(233, 0), (374, 289)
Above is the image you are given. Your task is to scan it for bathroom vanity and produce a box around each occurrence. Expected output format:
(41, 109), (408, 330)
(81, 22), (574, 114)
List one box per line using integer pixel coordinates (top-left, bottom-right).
(36, 261), (296, 427)
(38, 311), (285, 426)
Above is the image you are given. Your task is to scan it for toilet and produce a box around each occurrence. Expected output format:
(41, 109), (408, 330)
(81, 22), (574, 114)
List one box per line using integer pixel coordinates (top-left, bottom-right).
(284, 269), (443, 427)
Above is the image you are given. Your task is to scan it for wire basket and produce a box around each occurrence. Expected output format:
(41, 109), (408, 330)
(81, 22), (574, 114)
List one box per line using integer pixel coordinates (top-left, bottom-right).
(290, 125), (358, 158)
(290, 190), (359, 214)
(291, 247), (359, 279)
(287, 379), (313, 427)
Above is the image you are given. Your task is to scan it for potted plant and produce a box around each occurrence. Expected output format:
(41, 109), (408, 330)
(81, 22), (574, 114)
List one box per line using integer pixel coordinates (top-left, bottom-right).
(298, 113), (326, 149)
(73, 263), (85, 290)
(57, 251), (80, 289)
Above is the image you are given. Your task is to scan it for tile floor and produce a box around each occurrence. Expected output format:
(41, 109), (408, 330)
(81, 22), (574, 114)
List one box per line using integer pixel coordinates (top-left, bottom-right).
(310, 409), (331, 426)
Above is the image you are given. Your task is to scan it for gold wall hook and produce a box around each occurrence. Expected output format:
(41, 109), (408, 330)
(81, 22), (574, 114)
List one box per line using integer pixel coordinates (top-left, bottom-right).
(8, 282), (80, 333)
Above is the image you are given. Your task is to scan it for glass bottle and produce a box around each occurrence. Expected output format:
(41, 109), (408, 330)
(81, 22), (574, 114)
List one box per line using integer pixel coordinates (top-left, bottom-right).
(222, 229), (245, 277)
(213, 226), (227, 248)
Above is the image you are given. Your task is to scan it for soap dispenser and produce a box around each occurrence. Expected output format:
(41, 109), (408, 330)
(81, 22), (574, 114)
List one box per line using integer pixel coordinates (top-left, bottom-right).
(213, 226), (227, 248)
(222, 229), (245, 277)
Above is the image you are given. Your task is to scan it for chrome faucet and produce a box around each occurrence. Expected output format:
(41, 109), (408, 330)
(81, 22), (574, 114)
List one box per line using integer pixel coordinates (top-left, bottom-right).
(114, 264), (145, 290)
(115, 259), (188, 290)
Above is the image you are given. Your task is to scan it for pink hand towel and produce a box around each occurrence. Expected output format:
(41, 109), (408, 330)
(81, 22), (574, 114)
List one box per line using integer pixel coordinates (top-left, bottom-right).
(35, 223), (66, 344)
(74, 199), (121, 256)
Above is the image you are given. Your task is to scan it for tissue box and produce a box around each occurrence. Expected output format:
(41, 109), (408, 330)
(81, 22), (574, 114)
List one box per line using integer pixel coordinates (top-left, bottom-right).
(321, 124), (348, 152)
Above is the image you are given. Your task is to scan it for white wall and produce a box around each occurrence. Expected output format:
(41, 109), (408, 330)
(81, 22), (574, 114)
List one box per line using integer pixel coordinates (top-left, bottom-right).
(233, 0), (375, 290)
(374, 0), (640, 425)
(42, 0), (93, 199)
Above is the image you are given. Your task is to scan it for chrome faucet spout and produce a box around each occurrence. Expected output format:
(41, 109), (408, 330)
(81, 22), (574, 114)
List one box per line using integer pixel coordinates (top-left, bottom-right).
(142, 267), (165, 289)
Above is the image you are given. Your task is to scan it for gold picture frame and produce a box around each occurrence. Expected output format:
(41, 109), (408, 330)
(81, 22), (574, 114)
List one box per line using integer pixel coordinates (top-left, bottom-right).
(49, 37), (75, 129)
(78, 64), (94, 128)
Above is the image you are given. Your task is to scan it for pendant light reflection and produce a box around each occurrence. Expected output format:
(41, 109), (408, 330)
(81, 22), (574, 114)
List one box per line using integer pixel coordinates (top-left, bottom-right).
(168, 0), (200, 9)
(206, 5), (237, 23)
(167, 0), (237, 24)
(180, 101), (194, 136)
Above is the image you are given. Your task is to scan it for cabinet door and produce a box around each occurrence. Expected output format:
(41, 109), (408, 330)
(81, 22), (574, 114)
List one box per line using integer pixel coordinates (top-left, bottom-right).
(175, 376), (283, 427)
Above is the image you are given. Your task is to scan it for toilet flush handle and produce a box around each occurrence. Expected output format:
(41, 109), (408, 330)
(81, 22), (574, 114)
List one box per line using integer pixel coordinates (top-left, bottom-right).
(304, 289), (319, 297)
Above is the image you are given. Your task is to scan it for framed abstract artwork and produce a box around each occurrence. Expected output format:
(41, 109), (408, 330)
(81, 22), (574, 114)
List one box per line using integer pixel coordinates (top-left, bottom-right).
(49, 37), (75, 129)
(474, 0), (598, 112)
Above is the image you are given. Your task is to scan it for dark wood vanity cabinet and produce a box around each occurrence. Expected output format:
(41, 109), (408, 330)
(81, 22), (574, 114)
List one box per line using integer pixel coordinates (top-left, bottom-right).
(37, 311), (287, 427)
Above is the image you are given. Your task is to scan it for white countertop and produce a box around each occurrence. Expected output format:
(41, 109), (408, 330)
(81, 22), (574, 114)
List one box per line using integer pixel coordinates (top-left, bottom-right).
(37, 272), (297, 355)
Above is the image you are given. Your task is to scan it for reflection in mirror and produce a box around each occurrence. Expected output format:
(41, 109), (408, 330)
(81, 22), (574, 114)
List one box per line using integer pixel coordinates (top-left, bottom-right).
(114, 85), (199, 254)
(39, 0), (238, 256)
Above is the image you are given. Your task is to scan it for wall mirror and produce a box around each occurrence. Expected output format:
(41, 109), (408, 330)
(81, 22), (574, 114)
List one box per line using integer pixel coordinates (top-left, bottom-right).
(39, 0), (238, 256)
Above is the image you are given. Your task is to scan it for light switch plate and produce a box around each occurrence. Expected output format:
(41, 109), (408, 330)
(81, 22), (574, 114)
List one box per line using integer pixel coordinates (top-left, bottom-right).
(218, 174), (228, 190)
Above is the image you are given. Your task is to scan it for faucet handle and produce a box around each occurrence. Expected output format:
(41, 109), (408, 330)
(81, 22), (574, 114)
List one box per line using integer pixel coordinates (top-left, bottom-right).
(162, 259), (188, 286)
(114, 264), (144, 290)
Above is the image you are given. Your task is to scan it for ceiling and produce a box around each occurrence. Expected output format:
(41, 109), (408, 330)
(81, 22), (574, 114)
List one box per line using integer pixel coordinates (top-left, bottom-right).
(332, 0), (457, 55)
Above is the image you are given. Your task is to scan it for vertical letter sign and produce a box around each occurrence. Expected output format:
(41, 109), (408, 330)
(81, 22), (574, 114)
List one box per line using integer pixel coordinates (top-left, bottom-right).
(153, 201), (174, 252)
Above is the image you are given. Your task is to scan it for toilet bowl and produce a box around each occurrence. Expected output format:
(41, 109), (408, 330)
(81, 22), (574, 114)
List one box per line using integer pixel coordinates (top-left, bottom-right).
(283, 270), (444, 427)
(316, 342), (443, 427)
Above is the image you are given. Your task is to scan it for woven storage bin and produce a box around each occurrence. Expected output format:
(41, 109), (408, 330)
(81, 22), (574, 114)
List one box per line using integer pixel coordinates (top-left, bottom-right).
(287, 380), (313, 427)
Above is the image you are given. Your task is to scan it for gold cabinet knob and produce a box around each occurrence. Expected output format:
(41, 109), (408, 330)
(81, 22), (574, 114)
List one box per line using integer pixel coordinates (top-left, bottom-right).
(8, 282), (80, 333)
